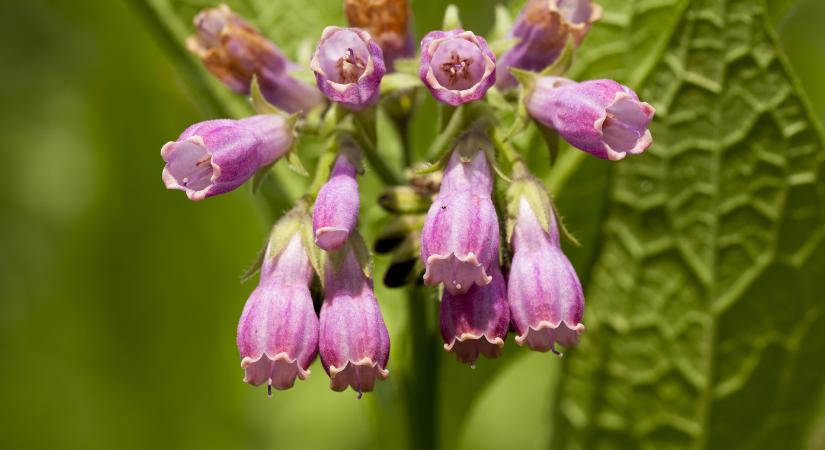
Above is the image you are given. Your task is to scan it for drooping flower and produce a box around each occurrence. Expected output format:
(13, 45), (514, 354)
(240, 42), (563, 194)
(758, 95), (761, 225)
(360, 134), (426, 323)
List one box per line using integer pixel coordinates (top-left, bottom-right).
(319, 236), (390, 396)
(311, 27), (386, 110)
(187, 5), (322, 113)
(419, 29), (496, 106)
(237, 213), (319, 393)
(440, 269), (510, 367)
(161, 115), (294, 201)
(525, 77), (655, 160)
(420, 138), (499, 294)
(496, 0), (602, 89)
(508, 196), (585, 354)
(313, 155), (360, 251)
(345, 0), (414, 71)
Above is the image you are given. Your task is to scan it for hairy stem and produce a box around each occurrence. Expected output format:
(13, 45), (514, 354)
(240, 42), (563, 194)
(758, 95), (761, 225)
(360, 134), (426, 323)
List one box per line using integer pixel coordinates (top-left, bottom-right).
(405, 285), (441, 450)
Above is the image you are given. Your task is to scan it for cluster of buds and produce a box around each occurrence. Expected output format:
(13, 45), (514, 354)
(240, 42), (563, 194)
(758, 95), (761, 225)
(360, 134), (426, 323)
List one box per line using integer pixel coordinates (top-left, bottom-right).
(159, 0), (656, 395)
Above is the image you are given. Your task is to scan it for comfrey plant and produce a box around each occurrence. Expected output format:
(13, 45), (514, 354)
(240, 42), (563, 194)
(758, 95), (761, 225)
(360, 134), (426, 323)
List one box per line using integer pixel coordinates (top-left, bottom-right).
(159, 0), (653, 398)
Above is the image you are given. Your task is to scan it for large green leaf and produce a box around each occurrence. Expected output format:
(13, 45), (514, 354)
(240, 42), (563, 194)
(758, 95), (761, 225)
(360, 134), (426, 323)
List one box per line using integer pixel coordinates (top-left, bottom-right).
(553, 1), (825, 449)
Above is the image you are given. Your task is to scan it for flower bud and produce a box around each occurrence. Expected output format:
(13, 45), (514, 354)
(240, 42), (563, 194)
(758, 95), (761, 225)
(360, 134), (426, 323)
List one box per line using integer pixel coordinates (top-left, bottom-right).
(187, 5), (322, 113)
(313, 155), (360, 251)
(440, 269), (509, 367)
(345, 0), (414, 71)
(378, 186), (432, 214)
(526, 77), (655, 160)
(419, 29), (496, 106)
(237, 224), (319, 392)
(311, 27), (386, 110)
(319, 238), (390, 396)
(496, 0), (602, 89)
(161, 115), (294, 201)
(420, 148), (499, 294)
(508, 197), (585, 353)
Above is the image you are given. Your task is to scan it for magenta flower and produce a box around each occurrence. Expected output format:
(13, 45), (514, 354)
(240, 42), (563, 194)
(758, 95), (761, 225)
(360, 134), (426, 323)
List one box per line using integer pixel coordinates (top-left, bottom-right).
(313, 155), (360, 251)
(420, 148), (499, 294)
(496, 0), (602, 89)
(526, 77), (655, 160)
(440, 269), (510, 367)
(187, 5), (322, 113)
(419, 29), (496, 106)
(311, 27), (386, 110)
(237, 229), (319, 392)
(161, 115), (294, 201)
(319, 240), (390, 396)
(508, 197), (584, 353)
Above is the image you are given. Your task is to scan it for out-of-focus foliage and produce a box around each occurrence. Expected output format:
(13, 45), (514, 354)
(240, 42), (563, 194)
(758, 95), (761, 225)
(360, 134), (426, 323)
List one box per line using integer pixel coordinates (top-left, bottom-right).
(1, 1), (825, 450)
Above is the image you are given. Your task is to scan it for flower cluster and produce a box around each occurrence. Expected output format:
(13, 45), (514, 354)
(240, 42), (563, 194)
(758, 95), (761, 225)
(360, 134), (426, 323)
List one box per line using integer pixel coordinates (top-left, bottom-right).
(160, 0), (655, 395)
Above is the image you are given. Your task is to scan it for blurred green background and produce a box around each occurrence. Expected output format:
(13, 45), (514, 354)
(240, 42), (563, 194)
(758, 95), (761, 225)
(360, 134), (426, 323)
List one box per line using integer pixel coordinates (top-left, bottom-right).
(1, 1), (824, 449)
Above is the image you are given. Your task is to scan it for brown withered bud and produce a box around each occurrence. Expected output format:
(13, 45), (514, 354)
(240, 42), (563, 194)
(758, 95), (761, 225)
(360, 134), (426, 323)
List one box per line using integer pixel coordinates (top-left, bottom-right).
(187, 5), (322, 113)
(345, 0), (415, 70)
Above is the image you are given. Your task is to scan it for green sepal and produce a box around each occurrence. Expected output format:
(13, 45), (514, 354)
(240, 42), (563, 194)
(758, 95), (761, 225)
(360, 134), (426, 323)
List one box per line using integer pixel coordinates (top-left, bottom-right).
(240, 243), (267, 283)
(456, 128), (512, 184)
(509, 67), (537, 92)
(251, 162), (275, 193)
(300, 210), (325, 287)
(505, 176), (553, 244)
(250, 75), (285, 116)
(490, 4), (514, 41)
(380, 72), (422, 95)
(264, 202), (310, 264)
(326, 231), (373, 280)
(538, 37), (575, 77)
(442, 4), (462, 30)
(285, 148), (309, 176)
(489, 37), (520, 58)
(535, 121), (561, 165)
(378, 186), (432, 214)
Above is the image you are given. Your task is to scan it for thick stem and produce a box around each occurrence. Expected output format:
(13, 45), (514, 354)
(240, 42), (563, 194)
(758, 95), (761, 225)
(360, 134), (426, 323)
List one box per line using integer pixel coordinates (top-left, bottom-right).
(353, 109), (403, 185)
(405, 285), (441, 450)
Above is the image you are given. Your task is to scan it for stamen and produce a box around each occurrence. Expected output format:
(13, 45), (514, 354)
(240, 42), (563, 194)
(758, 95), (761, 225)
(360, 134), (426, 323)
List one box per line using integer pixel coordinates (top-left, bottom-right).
(440, 53), (473, 86)
(337, 47), (367, 83)
(267, 384), (273, 397)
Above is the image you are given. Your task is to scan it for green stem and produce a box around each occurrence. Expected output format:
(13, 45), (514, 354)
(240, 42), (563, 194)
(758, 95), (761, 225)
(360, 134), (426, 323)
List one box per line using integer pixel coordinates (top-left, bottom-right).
(405, 285), (440, 450)
(305, 138), (340, 201)
(353, 109), (402, 185)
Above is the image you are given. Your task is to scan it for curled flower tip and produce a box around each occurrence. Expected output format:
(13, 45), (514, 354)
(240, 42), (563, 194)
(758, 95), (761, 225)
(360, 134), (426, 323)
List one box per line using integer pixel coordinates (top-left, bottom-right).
(508, 198), (585, 353)
(497, 0), (602, 89)
(237, 232), (319, 391)
(187, 5), (322, 113)
(526, 77), (655, 160)
(440, 270), (510, 366)
(161, 115), (294, 201)
(345, 0), (414, 71)
(313, 155), (360, 251)
(420, 148), (499, 294)
(311, 27), (386, 110)
(320, 239), (390, 395)
(419, 29), (496, 106)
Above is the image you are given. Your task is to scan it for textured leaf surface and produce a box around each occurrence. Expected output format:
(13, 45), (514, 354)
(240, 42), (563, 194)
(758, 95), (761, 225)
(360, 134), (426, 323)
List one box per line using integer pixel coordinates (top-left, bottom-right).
(553, 1), (825, 449)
